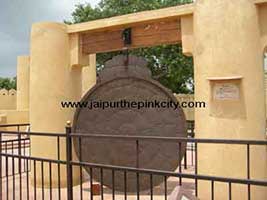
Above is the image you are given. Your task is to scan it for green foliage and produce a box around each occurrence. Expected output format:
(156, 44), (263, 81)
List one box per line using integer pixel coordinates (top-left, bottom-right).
(0, 77), (17, 90)
(68, 0), (194, 93)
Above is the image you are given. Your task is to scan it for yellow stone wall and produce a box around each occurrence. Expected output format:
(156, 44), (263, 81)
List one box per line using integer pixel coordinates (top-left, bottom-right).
(265, 74), (267, 120)
(29, 22), (83, 187)
(0, 114), (7, 132)
(175, 94), (194, 121)
(0, 89), (17, 110)
(5, 1), (264, 197)
(82, 54), (97, 97)
(258, 3), (267, 50)
(194, 1), (267, 199)
(17, 56), (30, 110)
(0, 110), (29, 131)
(0, 56), (30, 129)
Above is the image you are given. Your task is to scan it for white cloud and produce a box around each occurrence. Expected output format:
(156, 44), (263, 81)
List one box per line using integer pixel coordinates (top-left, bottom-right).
(0, 0), (101, 77)
(51, 0), (99, 21)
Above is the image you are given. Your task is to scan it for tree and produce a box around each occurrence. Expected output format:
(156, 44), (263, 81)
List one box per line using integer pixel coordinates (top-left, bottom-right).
(0, 77), (17, 90)
(68, 0), (194, 94)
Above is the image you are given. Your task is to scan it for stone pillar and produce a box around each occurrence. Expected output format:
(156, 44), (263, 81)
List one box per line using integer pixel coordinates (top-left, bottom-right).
(194, 1), (267, 199)
(30, 22), (82, 187)
(82, 54), (97, 96)
(265, 73), (267, 120)
(17, 56), (30, 110)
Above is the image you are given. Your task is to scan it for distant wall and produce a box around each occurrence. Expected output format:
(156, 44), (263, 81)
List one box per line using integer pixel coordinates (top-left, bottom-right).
(0, 88), (28, 131)
(0, 110), (29, 131)
(17, 56), (30, 110)
(0, 89), (17, 110)
(174, 94), (195, 121)
(0, 114), (7, 132)
(0, 114), (7, 124)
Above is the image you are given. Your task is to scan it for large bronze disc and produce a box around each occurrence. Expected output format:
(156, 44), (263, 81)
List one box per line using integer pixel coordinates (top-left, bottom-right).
(73, 55), (187, 192)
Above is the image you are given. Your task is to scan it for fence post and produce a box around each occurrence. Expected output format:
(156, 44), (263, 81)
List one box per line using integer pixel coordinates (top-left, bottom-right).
(66, 121), (73, 200)
(184, 148), (187, 169)
(17, 125), (22, 199)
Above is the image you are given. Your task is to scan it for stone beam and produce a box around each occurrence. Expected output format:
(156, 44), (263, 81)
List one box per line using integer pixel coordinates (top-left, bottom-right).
(254, 0), (267, 4)
(67, 4), (194, 34)
(81, 19), (182, 54)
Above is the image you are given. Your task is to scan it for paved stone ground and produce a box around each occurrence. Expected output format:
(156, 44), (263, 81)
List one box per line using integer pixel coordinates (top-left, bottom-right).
(1, 168), (196, 200)
(1, 143), (196, 200)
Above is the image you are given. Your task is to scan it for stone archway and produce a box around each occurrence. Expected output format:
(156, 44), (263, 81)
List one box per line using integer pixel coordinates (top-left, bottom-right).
(29, 6), (195, 188)
(28, 2), (267, 199)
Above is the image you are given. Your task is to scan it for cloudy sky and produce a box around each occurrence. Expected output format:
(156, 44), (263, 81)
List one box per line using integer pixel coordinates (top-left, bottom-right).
(0, 0), (100, 77)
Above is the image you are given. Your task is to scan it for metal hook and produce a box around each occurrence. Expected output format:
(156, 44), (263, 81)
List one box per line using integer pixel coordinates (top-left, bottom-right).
(122, 28), (132, 67)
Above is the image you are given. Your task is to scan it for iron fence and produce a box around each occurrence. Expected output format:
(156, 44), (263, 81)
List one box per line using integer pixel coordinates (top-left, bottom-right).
(0, 124), (30, 178)
(0, 122), (267, 200)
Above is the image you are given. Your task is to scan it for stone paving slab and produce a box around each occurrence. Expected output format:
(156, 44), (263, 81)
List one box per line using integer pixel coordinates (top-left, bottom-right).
(1, 173), (196, 200)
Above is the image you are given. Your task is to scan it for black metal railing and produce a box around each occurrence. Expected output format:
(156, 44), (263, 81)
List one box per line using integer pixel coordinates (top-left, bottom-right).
(0, 123), (30, 199)
(0, 122), (267, 200)
(0, 124), (30, 178)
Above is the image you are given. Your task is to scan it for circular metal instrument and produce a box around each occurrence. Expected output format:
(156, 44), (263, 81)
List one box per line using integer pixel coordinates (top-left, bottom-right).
(73, 55), (187, 192)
